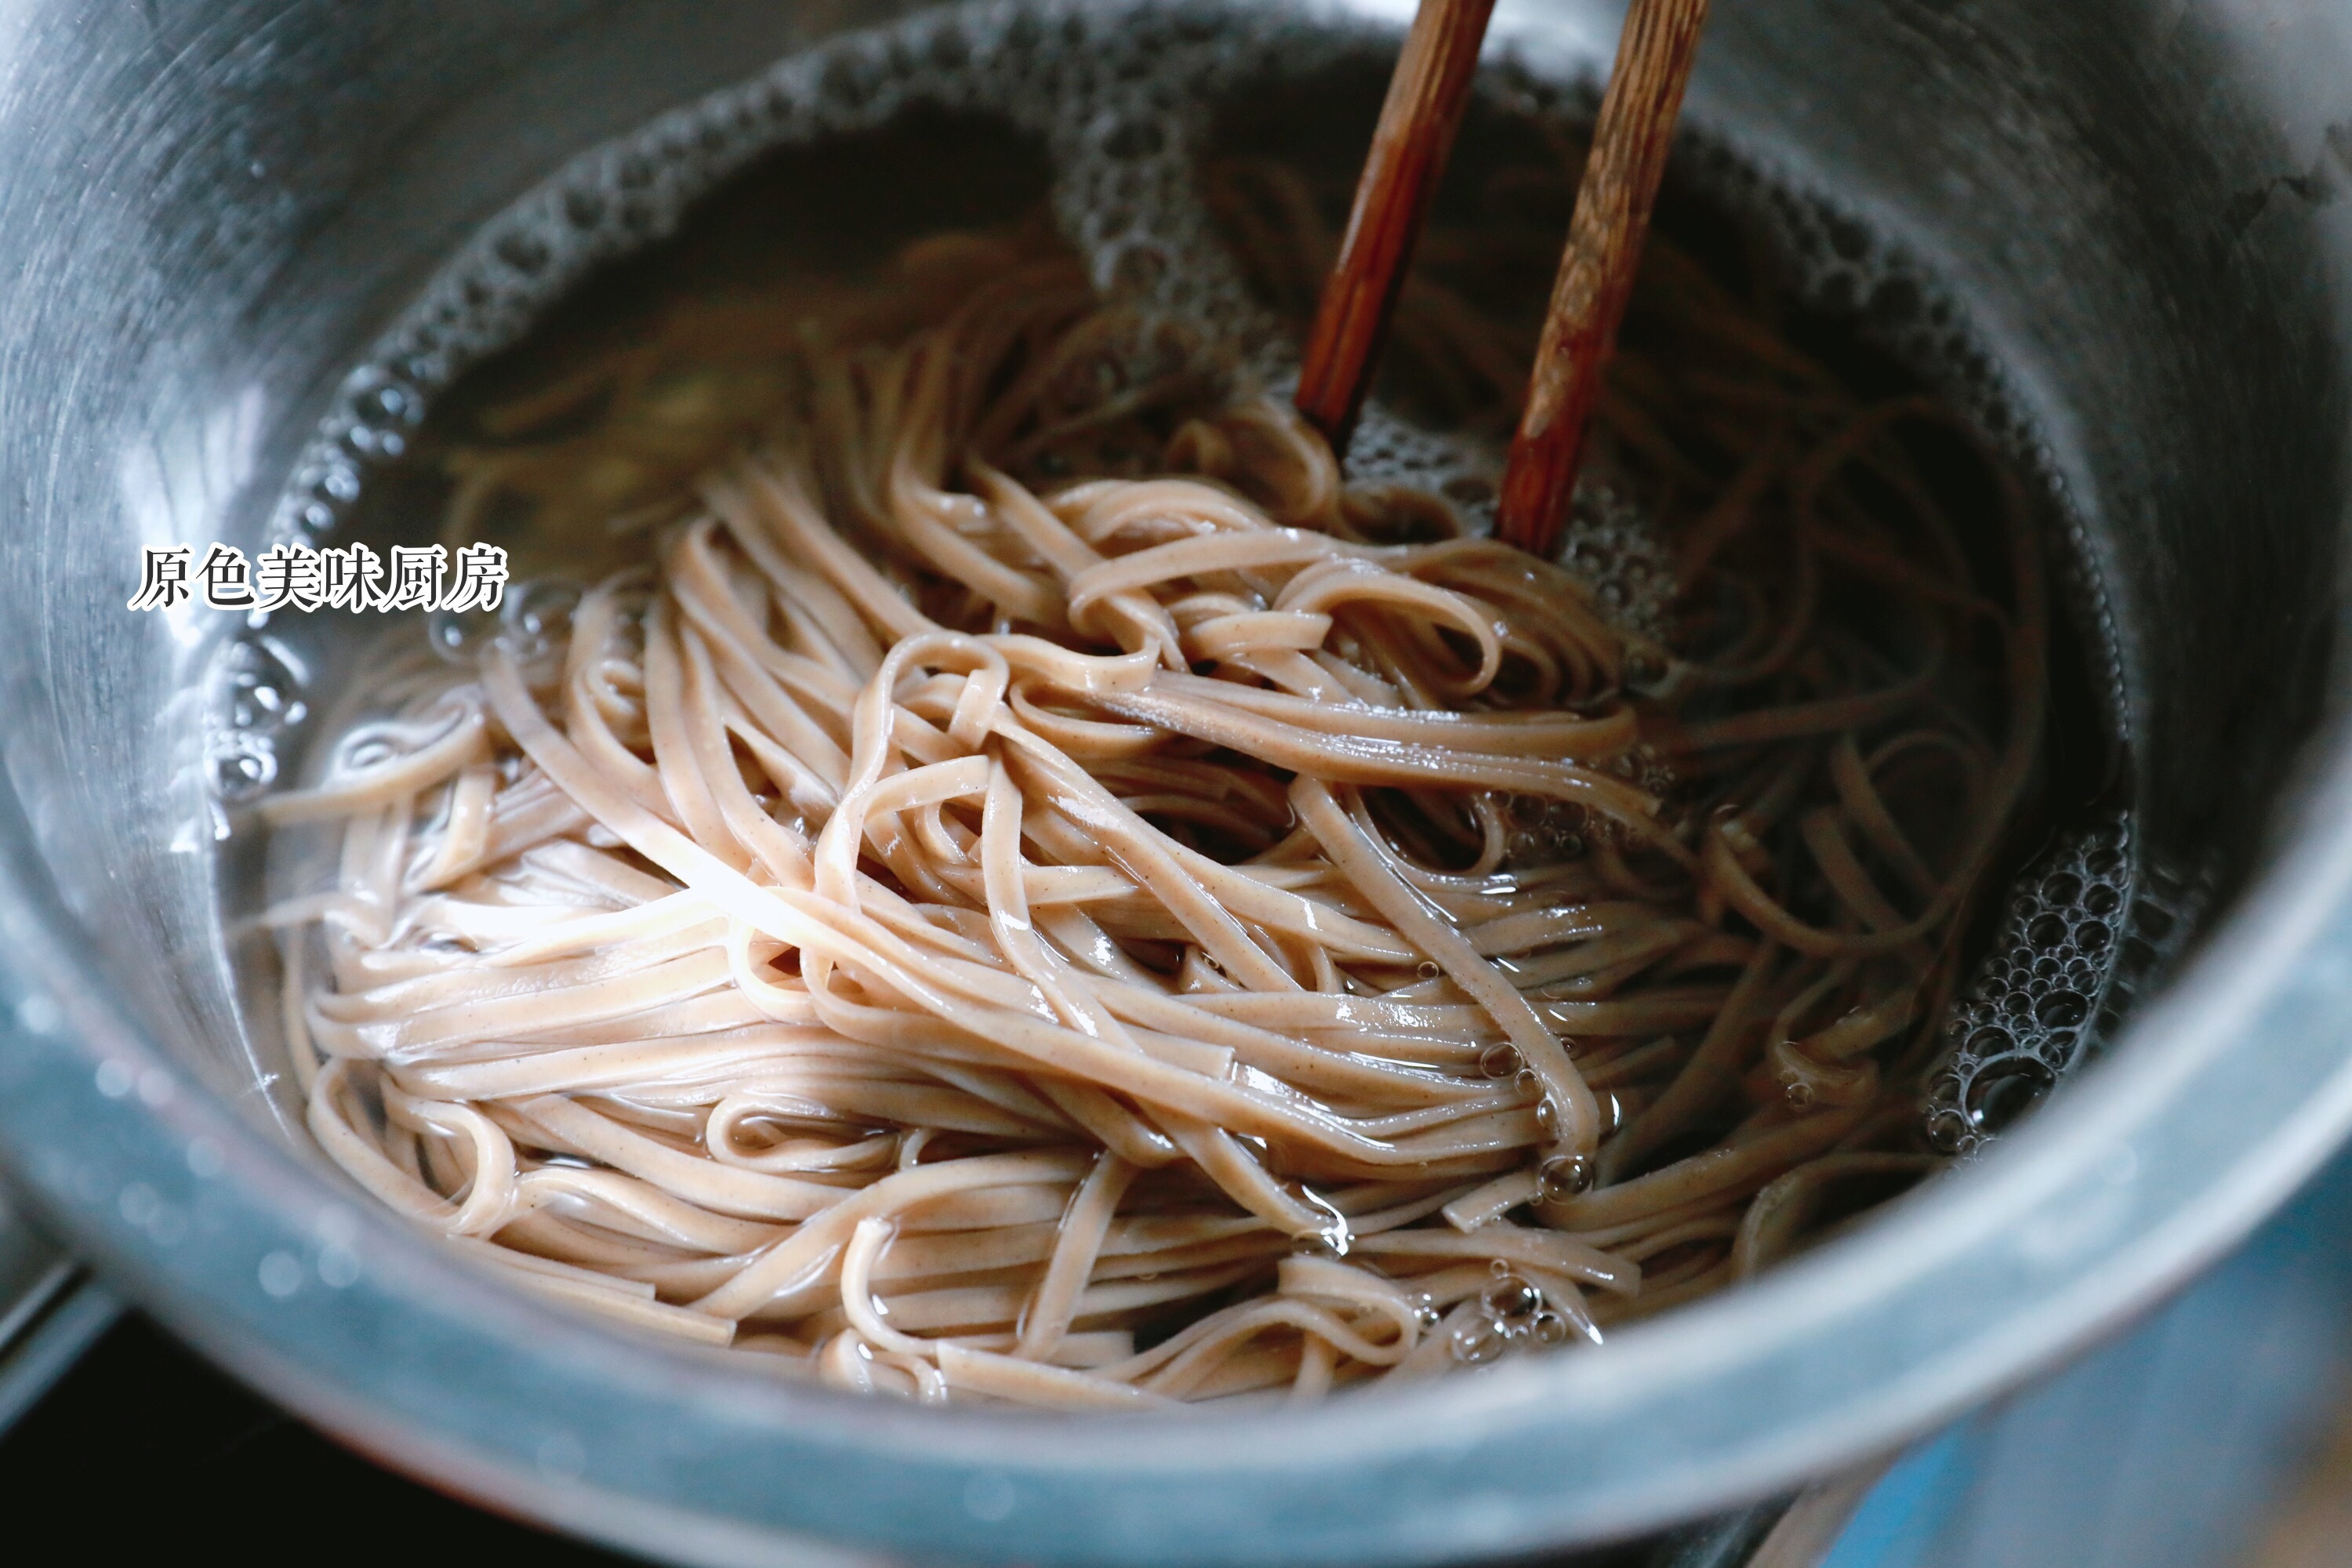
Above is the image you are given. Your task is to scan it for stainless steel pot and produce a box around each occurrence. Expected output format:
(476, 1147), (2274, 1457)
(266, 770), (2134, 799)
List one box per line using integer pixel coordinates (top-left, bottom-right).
(1, 1), (2349, 1563)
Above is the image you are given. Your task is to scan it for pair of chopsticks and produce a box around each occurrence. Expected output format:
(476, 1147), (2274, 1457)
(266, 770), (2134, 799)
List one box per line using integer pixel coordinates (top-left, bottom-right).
(1294, 0), (1712, 561)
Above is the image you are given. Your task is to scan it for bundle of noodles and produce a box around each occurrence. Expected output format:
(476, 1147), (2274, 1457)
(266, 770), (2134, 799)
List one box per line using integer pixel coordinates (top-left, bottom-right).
(263, 213), (2044, 1407)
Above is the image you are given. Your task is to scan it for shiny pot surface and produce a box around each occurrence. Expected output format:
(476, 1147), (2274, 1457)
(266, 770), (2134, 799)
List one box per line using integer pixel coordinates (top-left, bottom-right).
(1, 1), (2350, 1563)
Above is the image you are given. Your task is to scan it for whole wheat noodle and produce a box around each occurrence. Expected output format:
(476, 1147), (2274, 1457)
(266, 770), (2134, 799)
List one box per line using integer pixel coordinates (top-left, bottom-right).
(264, 215), (2042, 1406)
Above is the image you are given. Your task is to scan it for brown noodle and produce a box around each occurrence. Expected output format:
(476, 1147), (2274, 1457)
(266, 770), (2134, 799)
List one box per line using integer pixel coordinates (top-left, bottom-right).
(263, 201), (2043, 1406)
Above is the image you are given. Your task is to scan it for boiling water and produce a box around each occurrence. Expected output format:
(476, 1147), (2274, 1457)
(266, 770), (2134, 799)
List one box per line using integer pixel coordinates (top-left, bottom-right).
(214, 0), (2200, 1162)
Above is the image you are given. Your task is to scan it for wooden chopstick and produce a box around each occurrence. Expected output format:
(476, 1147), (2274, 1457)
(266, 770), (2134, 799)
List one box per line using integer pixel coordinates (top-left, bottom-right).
(1294, 0), (1497, 458)
(1495, 0), (1712, 560)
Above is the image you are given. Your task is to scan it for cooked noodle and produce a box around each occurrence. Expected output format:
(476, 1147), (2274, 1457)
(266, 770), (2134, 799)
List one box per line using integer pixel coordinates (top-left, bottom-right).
(264, 203), (2044, 1406)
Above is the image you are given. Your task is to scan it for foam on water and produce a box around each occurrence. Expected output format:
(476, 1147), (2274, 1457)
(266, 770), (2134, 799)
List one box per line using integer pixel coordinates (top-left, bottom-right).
(220, 0), (2172, 1147)
(1926, 817), (2205, 1156)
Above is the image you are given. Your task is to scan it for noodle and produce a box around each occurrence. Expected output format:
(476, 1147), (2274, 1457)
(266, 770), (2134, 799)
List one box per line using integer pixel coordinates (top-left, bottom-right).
(263, 196), (2043, 1405)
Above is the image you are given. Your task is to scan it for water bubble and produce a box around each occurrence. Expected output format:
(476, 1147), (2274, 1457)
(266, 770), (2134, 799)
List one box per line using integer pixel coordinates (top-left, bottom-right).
(208, 735), (278, 803)
(1930, 812), (2201, 1150)
(497, 230), (552, 275)
(1480, 1275), (1543, 1330)
(2034, 989), (2088, 1029)
(1965, 1025), (2013, 1057)
(216, 637), (306, 740)
(1538, 1155), (1592, 1200)
(428, 606), (499, 662)
(1926, 1106), (1973, 1155)
(499, 578), (582, 670)
(356, 380), (419, 426)
(1450, 1316), (1508, 1365)
(1965, 1054), (2056, 1133)
(1479, 1044), (1520, 1080)
(1869, 274), (1923, 325)
(505, 578), (579, 637)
